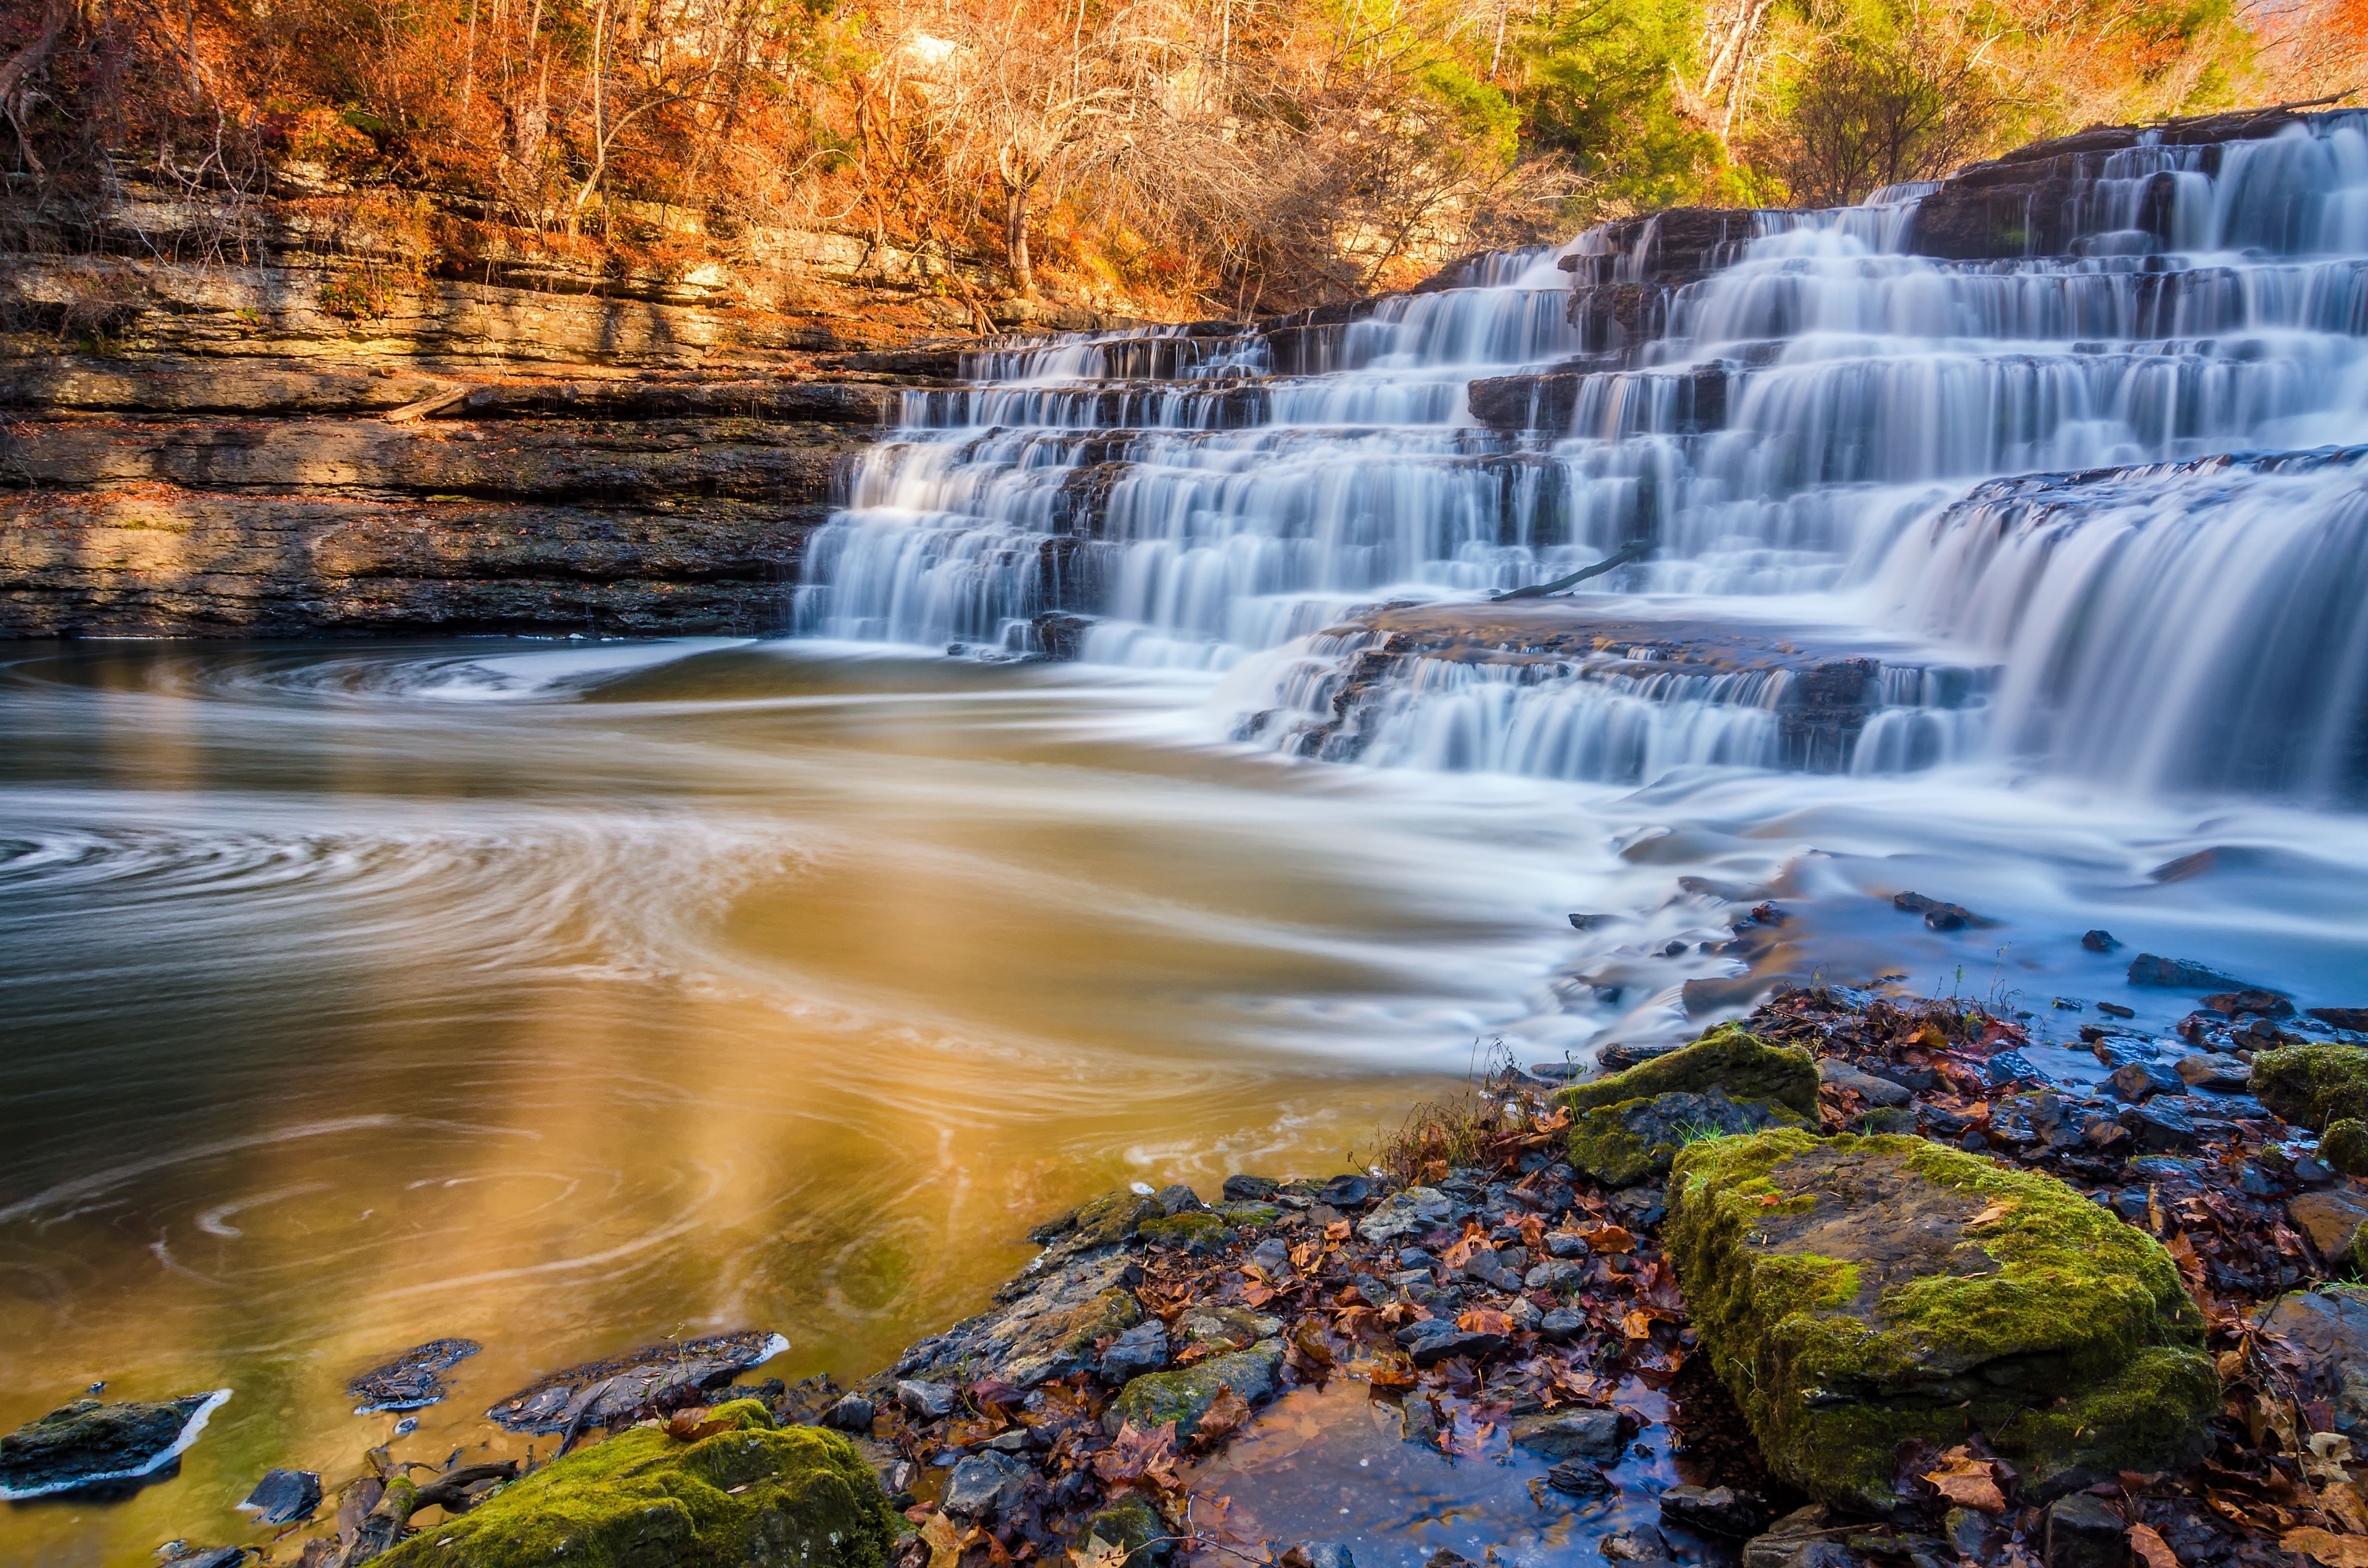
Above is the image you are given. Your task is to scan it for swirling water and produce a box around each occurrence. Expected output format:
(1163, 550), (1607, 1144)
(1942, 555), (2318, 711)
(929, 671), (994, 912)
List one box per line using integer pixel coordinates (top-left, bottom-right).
(10, 115), (2368, 1566)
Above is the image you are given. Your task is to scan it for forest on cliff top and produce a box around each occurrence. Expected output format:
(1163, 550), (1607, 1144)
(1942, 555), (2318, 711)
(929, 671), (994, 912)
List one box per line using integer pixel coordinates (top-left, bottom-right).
(0, 0), (2362, 316)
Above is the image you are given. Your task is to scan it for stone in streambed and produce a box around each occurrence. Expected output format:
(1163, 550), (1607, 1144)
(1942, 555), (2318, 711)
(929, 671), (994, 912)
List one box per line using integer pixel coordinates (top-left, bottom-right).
(2128, 953), (2269, 992)
(1137, 1212), (1236, 1252)
(1511, 1407), (1626, 1461)
(2253, 1043), (2368, 1129)
(1105, 1341), (1282, 1440)
(239, 1466), (323, 1524)
(0, 1390), (231, 1500)
(1666, 1130), (2217, 1511)
(1080, 1494), (1173, 1568)
(2285, 1189), (2368, 1261)
(1100, 1320), (1170, 1384)
(2044, 1493), (2128, 1568)
(940, 1450), (1030, 1522)
(348, 1337), (482, 1413)
(1547, 1459), (1614, 1498)
(1817, 1060), (1911, 1108)
(1659, 1485), (1767, 1537)
(1357, 1186), (1453, 1244)
(2321, 1119), (2368, 1176)
(374, 1399), (897, 1568)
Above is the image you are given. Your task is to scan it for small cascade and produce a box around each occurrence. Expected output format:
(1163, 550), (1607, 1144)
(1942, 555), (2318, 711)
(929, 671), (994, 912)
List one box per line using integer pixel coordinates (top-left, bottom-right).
(799, 110), (2368, 801)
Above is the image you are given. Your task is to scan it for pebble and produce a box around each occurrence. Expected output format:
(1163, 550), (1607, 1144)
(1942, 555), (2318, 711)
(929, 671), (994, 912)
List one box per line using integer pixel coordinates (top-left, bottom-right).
(896, 1379), (956, 1421)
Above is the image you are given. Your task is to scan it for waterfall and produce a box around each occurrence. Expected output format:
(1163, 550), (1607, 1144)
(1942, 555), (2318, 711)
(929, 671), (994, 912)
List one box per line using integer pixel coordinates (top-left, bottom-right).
(798, 112), (2368, 802)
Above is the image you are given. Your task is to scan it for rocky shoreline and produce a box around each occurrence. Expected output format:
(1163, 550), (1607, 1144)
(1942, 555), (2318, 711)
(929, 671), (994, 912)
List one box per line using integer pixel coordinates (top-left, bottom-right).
(15, 946), (2368, 1568)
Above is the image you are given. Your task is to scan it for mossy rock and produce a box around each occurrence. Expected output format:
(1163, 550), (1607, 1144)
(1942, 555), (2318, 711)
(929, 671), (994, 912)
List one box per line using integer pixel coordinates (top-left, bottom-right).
(1666, 1131), (2217, 1512)
(2325, 1121), (2368, 1179)
(2256, 1045), (2368, 1131)
(1212, 1201), (1281, 1228)
(1137, 1213), (1236, 1252)
(376, 1400), (898, 1568)
(1568, 1090), (1806, 1187)
(1070, 1191), (1162, 1247)
(1558, 1026), (1819, 1120)
(1079, 1492), (1172, 1568)
(1105, 1342), (1281, 1440)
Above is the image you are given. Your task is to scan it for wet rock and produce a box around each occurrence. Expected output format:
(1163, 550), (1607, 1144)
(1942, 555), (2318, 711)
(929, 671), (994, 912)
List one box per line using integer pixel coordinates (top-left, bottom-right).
(1397, 1321), (1504, 1367)
(819, 1394), (876, 1434)
(1177, 1305), (1281, 1351)
(2285, 1189), (2368, 1261)
(1893, 892), (1991, 930)
(1357, 1186), (1453, 1244)
(1511, 1406), (1626, 1461)
(487, 1329), (787, 1434)
(1559, 1025), (1819, 1117)
(2118, 1101), (2202, 1152)
(1568, 1089), (1807, 1186)
(1526, 1258), (1586, 1291)
(1666, 1130), (2217, 1511)
(1598, 1043), (1685, 1072)
(1659, 1485), (1767, 1537)
(2174, 1055), (2251, 1092)
(373, 1399), (897, 1568)
(1249, 1238), (1292, 1274)
(2111, 1061), (2188, 1101)
(2258, 1286), (2368, 1437)
(2097, 1002), (2136, 1019)
(1214, 1200), (1281, 1227)
(1106, 1341), (1282, 1439)
(1539, 1307), (1586, 1343)
(900, 1252), (1141, 1387)
(157, 1548), (247, 1568)
(941, 1450), (1031, 1522)
(2322, 1120), (2368, 1177)
(237, 1467), (321, 1524)
(1071, 1190), (1164, 1247)
(1548, 1459), (1615, 1497)
(1153, 1184), (1203, 1215)
(1300, 1545), (1354, 1568)
(2128, 954), (2265, 992)
(1740, 1506), (1857, 1568)
(2311, 1008), (2368, 1033)
(1319, 1175), (1375, 1209)
(2082, 930), (2122, 953)
(0, 1390), (231, 1500)
(898, 1379), (957, 1421)
(348, 1337), (483, 1413)
(1222, 1175), (1279, 1202)
(1602, 1525), (1672, 1563)
(2201, 990), (2293, 1018)
(2044, 1492), (2128, 1568)
(1820, 1059), (1913, 1108)
(2253, 1043), (2368, 1130)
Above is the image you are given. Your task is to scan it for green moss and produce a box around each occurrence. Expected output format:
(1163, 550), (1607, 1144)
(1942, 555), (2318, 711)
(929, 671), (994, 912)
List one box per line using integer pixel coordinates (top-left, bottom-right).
(2253, 1045), (2368, 1130)
(1212, 1202), (1281, 1227)
(1070, 1191), (1160, 1247)
(1566, 1091), (1806, 1186)
(1137, 1213), (1236, 1252)
(1666, 1131), (2216, 1510)
(1079, 1494), (1170, 1568)
(1557, 1026), (1819, 1118)
(2351, 1224), (2368, 1280)
(376, 1400), (897, 1568)
(1106, 1344), (1280, 1440)
(2324, 1120), (2368, 1178)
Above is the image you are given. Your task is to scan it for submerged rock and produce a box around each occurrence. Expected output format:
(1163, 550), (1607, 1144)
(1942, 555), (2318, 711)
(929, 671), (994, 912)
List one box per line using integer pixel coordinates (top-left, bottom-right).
(0, 1389), (231, 1500)
(348, 1337), (483, 1413)
(2128, 953), (2266, 992)
(1666, 1130), (2217, 1511)
(238, 1466), (323, 1524)
(376, 1398), (897, 1568)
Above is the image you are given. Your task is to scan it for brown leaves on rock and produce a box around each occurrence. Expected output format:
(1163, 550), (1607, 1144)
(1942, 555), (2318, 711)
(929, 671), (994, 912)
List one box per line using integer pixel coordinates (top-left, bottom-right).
(1922, 1446), (2009, 1513)
(1091, 1421), (1181, 1492)
(662, 1408), (735, 1442)
(1193, 1389), (1253, 1448)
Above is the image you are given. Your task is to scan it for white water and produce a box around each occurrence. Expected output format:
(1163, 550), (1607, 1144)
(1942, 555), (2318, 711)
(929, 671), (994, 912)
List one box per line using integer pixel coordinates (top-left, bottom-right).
(799, 112), (2368, 809)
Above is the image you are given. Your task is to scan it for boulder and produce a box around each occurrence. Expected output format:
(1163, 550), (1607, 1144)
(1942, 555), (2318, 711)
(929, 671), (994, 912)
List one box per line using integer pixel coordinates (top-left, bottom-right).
(1071, 1190), (1164, 1247)
(2128, 954), (2267, 992)
(2253, 1045), (2368, 1130)
(376, 1400), (897, 1568)
(2285, 1190), (2368, 1262)
(1175, 1305), (1283, 1351)
(1079, 1494), (1172, 1568)
(1105, 1342), (1283, 1440)
(1560, 1027), (1819, 1117)
(2322, 1120), (2368, 1177)
(0, 1390), (231, 1500)
(1819, 1061), (1912, 1108)
(941, 1450), (1032, 1522)
(1137, 1212), (1237, 1252)
(1569, 1090), (1807, 1187)
(2258, 1286), (2368, 1437)
(1666, 1130), (2218, 1511)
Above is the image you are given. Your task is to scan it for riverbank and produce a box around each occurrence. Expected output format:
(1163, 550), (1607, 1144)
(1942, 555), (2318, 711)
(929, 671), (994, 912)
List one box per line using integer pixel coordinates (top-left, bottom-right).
(22, 959), (2368, 1568)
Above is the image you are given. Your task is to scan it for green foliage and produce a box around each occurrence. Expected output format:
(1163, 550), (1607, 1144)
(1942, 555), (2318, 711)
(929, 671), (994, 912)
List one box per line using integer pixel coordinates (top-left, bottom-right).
(1515, 0), (1721, 213)
(1416, 60), (1522, 170)
(2253, 1045), (2368, 1130)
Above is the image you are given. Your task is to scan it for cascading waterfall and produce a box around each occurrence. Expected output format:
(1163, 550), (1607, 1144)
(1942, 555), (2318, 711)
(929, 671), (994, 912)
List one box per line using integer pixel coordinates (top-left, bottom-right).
(799, 112), (2368, 802)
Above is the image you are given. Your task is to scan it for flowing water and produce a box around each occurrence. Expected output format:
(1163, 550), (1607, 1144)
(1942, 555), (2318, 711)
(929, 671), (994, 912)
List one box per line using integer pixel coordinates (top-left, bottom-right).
(12, 113), (2368, 1566)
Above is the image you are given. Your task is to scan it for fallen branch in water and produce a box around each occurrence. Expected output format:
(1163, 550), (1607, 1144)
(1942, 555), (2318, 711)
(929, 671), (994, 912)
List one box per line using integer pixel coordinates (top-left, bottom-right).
(1490, 539), (1650, 601)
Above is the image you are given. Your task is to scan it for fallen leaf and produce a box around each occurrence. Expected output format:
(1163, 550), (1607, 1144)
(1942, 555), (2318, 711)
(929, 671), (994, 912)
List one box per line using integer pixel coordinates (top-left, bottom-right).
(1070, 1535), (1130, 1568)
(921, 1511), (970, 1568)
(1324, 1220), (1352, 1242)
(2126, 1530), (2179, 1568)
(1458, 1308), (1513, 1336)
(1365, 1353), (1419, 1391)
(1922, 1447), (2007, 1513)
(1967, 1200), (2016, 1228)
(1588, 1225), (1635, 1255)
(2325, 1482), (2368, 1538)
(2283, 1529), (2368, 1568)
(1619, 1309), (1655, 1339)
(1194, 1387), (1253, 1447)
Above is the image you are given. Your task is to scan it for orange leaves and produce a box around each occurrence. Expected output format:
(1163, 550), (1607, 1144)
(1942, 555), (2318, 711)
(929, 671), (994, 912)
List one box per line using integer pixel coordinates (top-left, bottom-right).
(1921, 1446), (2008, 1513)
(1457, 1307), (1513, 1336)
(1364, 1352), (1420, 1392)
(662, 1407), (734, 1442)
(1194, 1388), (1253, 1447)
(2285, 1529), (2368, 1568)
(1585, 1224), (1635, 1254)
(2127, 1524), (2181, 1568)
(1441, 1221), (1487, 1271)
(1966, 1199), (2016, 1228)
(1092, 1421), (1181, 1492)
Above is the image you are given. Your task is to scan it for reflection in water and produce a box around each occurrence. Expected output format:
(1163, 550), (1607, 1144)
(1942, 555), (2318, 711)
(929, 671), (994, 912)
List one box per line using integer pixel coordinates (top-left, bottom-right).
(2, 637), (2367, 1565)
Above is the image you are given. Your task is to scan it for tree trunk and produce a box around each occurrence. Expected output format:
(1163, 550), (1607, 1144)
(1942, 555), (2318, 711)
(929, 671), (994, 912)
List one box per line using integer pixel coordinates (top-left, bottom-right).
(1003, 179), (1034, 297)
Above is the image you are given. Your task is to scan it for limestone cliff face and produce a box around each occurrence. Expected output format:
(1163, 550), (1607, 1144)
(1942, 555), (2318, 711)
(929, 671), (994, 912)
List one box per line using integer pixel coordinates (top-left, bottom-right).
(0, 363), (900, 638)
